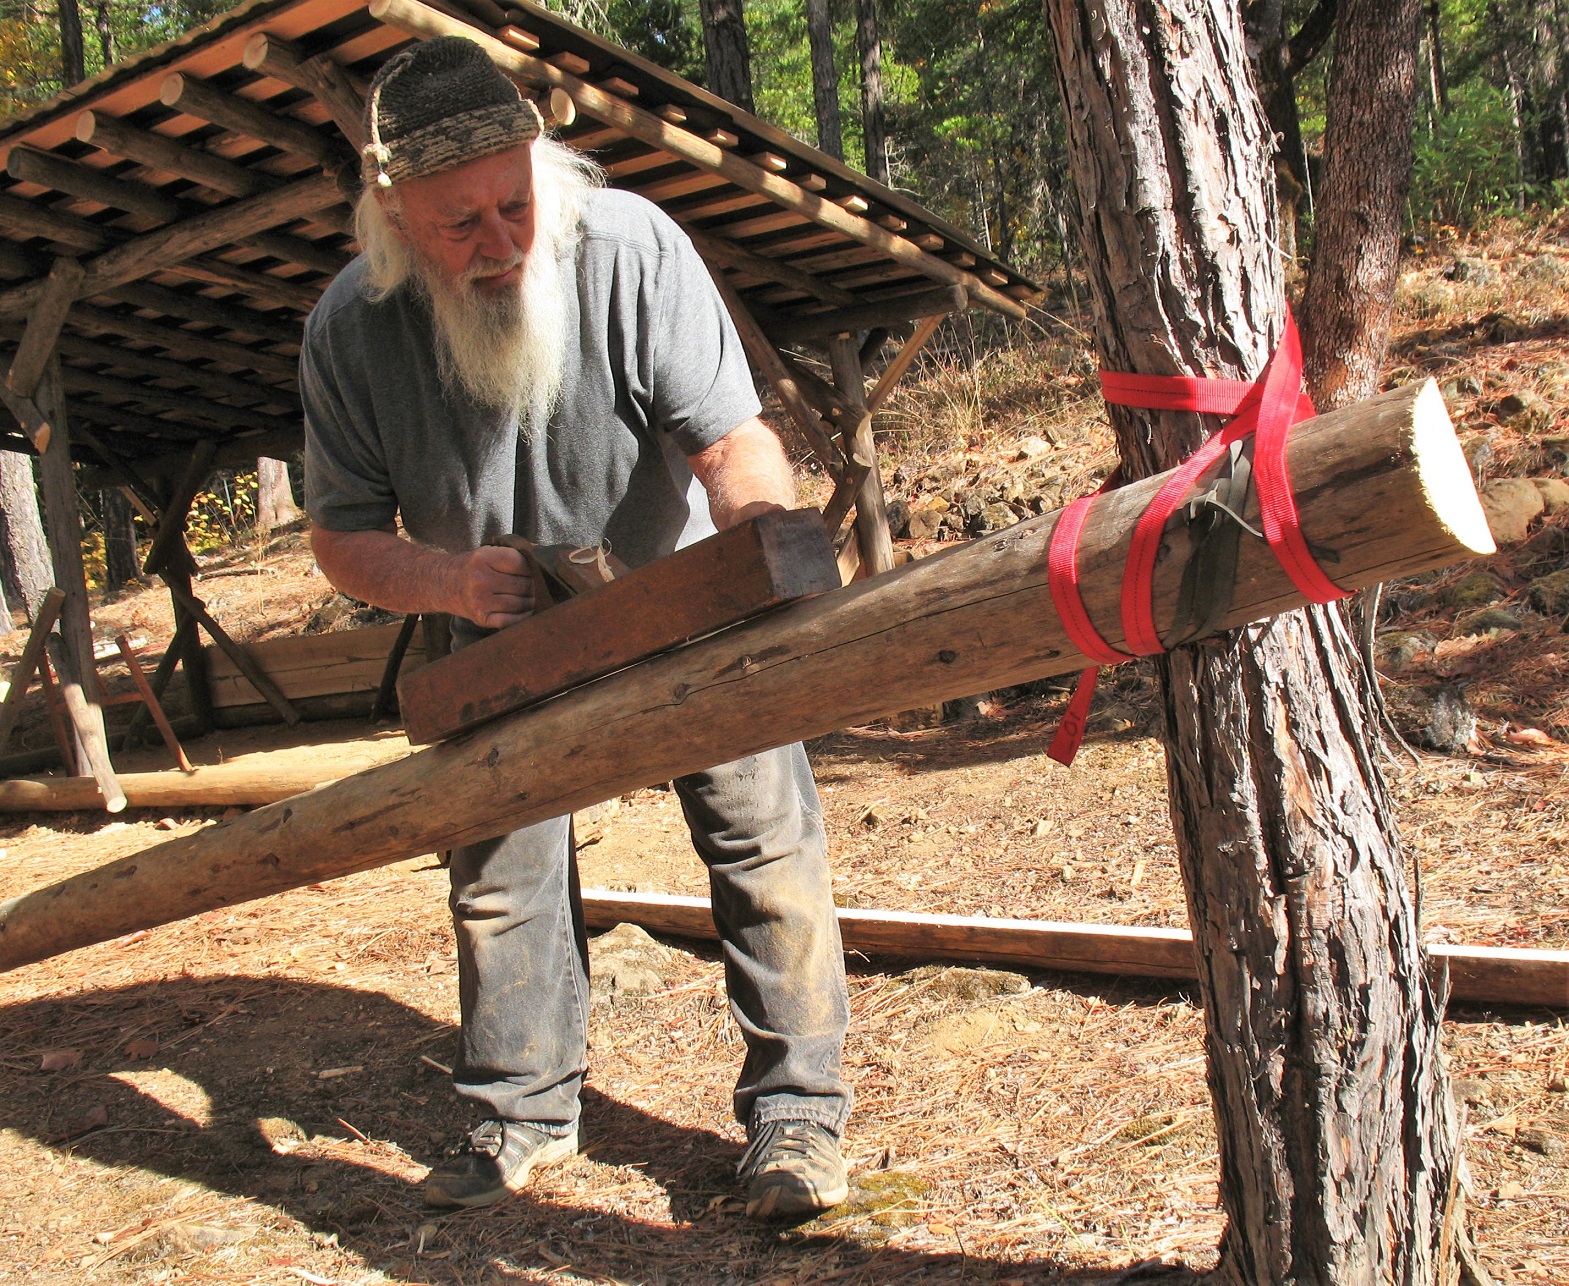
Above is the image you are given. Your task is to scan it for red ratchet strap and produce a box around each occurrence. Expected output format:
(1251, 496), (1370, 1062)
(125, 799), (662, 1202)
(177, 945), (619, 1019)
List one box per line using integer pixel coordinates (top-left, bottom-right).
(1046, 309), (1346, 766)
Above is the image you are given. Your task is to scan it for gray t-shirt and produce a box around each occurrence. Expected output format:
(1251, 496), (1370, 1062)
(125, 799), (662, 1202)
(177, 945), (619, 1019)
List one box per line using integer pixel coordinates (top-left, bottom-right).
(301, 188), (761, 607)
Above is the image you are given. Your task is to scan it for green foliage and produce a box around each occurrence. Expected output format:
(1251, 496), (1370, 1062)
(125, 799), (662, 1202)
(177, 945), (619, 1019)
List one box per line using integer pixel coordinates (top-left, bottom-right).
(604, 0), (702, 80)
(1411, 79), (1522, 227)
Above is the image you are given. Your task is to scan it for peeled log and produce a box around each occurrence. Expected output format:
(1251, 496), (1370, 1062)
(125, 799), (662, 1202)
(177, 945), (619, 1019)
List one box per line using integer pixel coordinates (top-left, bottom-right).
(0, 381), (1493, 971)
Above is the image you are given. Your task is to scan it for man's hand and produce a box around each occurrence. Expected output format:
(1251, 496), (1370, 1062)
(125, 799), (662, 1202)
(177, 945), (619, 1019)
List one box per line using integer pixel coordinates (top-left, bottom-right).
(310, 525), (535, 629)
(451, 544), (535, 629)
(687, 417), (796, 530)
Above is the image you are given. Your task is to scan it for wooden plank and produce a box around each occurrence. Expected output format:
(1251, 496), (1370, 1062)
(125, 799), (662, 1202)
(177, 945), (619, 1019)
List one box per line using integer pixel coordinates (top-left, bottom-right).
(399, 508), (840, 744)
(576, 892), (1569, 1009)
(368, 0), (1027, 320)
(0, 381), (1497, 971)
(0, 587), (65, 746)
(204, 621), (428, 709)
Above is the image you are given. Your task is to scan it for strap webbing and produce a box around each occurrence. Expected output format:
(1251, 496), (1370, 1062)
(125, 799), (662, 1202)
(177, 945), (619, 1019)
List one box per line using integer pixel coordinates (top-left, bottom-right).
(1045, 309), (1346, 766)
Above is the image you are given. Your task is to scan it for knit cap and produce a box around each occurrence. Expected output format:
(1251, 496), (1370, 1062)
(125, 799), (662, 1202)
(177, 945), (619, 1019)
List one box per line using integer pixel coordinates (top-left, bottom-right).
(362, 36), (543, 188)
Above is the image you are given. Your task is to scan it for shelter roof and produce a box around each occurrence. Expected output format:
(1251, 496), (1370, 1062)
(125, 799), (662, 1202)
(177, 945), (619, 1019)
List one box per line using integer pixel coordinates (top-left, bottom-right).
(0, 0), (1040, 476)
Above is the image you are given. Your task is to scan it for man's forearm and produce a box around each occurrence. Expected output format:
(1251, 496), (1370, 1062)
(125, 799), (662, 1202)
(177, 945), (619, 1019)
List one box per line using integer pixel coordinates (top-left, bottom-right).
(310, 525), (464, 616)
(688, 417), (797, 529)
(309, 525), (536, 629)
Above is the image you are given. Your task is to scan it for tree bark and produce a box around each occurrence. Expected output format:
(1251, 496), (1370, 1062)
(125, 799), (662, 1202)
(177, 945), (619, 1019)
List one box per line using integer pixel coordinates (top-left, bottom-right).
(698, 0), (755, 113)
(1043, 3), (1475, 1283)
(94, 0), (113, 67)
(855, 0), (889, 184)
(101, 488), (137, 590)
(0, 450), (52, 622)
(805, 0), (844, 160)
(58, 0), (86, 85)
(1300, 0), (1423, 412)
(255, 456), (300, 532)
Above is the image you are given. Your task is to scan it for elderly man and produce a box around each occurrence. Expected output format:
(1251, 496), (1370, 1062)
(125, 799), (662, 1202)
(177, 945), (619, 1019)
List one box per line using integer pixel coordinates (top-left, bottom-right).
(301, 37), (851, 1218)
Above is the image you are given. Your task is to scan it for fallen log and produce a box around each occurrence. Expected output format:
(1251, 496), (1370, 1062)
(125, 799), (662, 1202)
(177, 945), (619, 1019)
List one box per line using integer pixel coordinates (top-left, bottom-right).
(0, 381), (1493, 971)
(579, 891), (1569, 1010)
(0, 755), (401, 811)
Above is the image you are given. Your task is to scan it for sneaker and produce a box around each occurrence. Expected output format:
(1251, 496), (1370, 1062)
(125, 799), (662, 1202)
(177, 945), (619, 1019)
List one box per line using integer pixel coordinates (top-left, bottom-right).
(737, 1119), (849, 1219)
(424, 1119), (577, 1209)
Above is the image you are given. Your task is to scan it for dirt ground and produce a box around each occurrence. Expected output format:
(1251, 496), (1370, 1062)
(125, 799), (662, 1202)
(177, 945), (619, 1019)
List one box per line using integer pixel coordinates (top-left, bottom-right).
(1, 226), (1568, 1284)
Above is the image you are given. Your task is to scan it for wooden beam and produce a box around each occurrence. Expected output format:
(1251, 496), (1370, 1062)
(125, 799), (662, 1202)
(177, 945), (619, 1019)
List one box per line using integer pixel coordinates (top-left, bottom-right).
(65, 398), (204, 441)
(103, 281), (302, 345)
(866, 311), (947, 414)
(115, 634), (193, 774)
(828, 337), (895, 577)
(761, 284), (967, 346)
(166, 251), (328, 314)
(0, 587), (65, 746)
(704, 265), (844, 472)
(0, 171), (343, 320)
(688, 229), (856, 308)
(159, 73), (345, 169)
(575, 891), (1569, 1010)
(368, 0), (1026, 320)
(44, 331), (300, 410)
(0, 380), (1496, 971)
(242, 34), (370, 152)
(162, 577), (301, 727)
(0, 759), (401, 811)
(68, 303), (299, 380)
(57, 367), (290, 431)
(75, 111), (273, 199)
(399, 509), (841, 744)
(43, 627), (125, 813)
(141, 439), (216, 576)
(6, 146), (184, 224)
(0, 191), (111, 254)
(78, 425), (302, 490)
(235, 229), (351, 277)
(34, 358), (98, 705)
(4, 257), (86, 414)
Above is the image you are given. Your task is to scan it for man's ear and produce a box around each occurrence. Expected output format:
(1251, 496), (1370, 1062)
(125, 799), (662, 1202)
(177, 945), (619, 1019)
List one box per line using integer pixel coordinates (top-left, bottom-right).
(375, 188), (409, 241)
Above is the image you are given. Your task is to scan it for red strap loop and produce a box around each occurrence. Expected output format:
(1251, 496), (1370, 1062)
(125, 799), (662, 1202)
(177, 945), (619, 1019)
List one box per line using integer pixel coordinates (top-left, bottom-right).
(1045, 309), (1346, 766)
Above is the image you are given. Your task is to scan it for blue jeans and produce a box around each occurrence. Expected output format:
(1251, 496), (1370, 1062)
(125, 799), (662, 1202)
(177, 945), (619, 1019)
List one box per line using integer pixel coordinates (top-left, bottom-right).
(447, 742), (852, 1137)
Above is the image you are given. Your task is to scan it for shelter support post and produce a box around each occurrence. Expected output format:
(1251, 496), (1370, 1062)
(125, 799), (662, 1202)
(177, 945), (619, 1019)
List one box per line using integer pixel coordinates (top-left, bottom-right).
(826, 335), (895, 577)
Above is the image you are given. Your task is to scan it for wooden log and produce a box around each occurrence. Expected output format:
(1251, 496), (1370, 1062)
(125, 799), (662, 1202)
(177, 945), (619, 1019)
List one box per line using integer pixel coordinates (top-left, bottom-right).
(29, 330), (300, 410)
(235, 230), (350, 278)
(4, 258), (87, 423)
(241, 34), (370, 152)
(761, 285), (967, 346)
(704, 267), (844, 471)
(576, 891), (1569, 1009)
(158, 74), (343, 168)
(0, 380), (1494, 970)
(6, 147), (184, 224)
(0, 191), (111, 255)
(688, 229), (856, 308)
(115, 634), (193, 773)
(399, 509), (841, 744)
(78, 426), (302, 490)
(74, 111), (272, 199)
(0, 587), (65, 746)
(142, 440), (215, 576)
(67, 305), (299, 381)
(0, 172), (343, 321)
(828, 337), (896, 577)
(867, 311), (946, 414)
(102, 282), (302, 346)
(370, 614), (422, 723)
(368, 0), (1025, 321)
(0, 755), (407, 811)
(34, 360), (97, 704)
(34, 656), (77, 769)
(169, 257), (324, 315)
(42, 634), (125, 813)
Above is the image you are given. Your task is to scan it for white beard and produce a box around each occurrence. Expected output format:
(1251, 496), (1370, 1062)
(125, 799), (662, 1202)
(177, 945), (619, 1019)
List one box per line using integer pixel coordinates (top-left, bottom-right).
(412, 227), (573, 429)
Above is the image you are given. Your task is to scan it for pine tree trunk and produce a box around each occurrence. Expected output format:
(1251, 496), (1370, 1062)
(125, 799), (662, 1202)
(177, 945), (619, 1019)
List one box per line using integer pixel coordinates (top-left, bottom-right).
(698, 0), (755, 113)
(805, 0), (843, 160)
(1300, 0), (1423, 412)
(855, 0), (889, 184)
(0, 451), (53, 623)
(94, 0), (113, 66)
(57, 0), (86, 84)
(1043, 3), (1476, 1282)
(101, 489), (137, 590)
(256, 457), (301, 533)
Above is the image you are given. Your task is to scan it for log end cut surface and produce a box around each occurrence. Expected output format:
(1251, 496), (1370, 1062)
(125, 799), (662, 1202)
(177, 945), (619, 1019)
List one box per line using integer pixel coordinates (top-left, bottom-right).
(1413, 379), (1496, 557)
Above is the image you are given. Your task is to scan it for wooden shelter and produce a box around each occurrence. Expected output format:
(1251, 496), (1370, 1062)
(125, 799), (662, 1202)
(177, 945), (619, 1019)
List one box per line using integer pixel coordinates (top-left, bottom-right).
(0, 0), (1040, 800)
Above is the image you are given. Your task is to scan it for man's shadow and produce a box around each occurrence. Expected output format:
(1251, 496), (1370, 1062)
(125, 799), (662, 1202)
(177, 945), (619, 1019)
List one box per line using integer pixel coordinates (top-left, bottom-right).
(0, 975), (1199, 1283)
